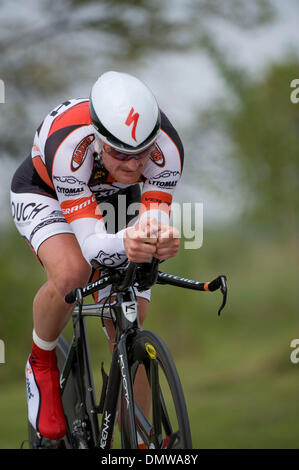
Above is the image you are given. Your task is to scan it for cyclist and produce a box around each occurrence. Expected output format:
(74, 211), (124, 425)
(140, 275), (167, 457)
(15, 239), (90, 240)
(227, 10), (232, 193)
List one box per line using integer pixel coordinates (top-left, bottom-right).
(10, 71), (184, 442)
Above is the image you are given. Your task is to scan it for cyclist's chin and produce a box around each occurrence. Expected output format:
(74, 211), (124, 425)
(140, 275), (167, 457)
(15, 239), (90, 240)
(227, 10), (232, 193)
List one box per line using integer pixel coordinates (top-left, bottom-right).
(114, 169), (141, 184)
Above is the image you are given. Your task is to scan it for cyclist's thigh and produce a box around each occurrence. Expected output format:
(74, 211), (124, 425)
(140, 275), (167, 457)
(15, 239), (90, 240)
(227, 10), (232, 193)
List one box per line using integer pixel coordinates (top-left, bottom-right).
(136, 296), (149, 325)
(11, 191), (91, 292)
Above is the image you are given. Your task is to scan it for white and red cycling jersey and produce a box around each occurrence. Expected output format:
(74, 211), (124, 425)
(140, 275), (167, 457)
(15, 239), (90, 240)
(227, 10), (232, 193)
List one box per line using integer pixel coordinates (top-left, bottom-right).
(11, 98), (184, 269)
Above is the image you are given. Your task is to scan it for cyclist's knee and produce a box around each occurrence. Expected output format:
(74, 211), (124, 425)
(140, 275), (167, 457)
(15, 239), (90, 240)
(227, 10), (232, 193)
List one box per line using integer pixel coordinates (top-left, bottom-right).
(51, 263), (91, 299)
(38, 265), (91, 302)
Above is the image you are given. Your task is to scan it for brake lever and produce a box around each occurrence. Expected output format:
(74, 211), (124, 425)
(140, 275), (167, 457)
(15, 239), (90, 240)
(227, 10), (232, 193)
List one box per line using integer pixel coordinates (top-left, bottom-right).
(217, 275), (227, 316)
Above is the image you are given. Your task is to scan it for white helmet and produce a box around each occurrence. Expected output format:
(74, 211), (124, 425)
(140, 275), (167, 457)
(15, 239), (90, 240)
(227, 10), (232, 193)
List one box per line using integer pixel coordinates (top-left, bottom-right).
(89, 71), (161, 154)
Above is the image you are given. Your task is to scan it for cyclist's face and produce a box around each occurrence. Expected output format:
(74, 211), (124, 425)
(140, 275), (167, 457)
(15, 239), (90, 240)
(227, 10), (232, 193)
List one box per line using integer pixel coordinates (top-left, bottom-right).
(101, 150), (150, 184)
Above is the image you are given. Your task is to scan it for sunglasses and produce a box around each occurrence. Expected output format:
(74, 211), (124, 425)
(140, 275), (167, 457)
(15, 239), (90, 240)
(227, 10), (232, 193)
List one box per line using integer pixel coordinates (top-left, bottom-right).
(102, 142), (156, 161)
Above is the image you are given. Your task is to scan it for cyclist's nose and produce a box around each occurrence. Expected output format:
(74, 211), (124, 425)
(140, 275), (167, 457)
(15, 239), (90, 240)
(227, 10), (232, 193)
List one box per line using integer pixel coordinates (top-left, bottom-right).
(126, 158), (140, 171)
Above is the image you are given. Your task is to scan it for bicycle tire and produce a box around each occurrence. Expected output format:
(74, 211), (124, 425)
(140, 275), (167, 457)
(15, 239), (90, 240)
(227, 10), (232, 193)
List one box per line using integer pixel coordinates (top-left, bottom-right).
(27, 336), (80, 449)
(120, 330), (192, 449)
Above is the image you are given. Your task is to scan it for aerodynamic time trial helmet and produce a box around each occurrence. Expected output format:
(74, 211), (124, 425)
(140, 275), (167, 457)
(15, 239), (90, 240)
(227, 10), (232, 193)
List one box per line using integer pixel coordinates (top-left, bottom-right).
(89, 71), (161, 154)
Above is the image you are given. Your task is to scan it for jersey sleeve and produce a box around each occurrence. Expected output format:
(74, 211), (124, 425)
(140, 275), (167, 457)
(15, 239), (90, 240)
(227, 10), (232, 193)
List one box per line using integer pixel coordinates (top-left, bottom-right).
(140, 113), (183, 226)
(51, 127), (127, 268)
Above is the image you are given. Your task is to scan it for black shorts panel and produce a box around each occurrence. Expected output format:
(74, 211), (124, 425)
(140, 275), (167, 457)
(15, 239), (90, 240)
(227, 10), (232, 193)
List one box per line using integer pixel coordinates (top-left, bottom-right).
(11, 155), (57, 198)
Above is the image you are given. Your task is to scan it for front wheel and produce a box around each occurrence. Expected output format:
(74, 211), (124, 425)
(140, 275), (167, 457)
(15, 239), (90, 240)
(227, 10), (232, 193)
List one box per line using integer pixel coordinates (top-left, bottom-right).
(120, 330), (192, 449)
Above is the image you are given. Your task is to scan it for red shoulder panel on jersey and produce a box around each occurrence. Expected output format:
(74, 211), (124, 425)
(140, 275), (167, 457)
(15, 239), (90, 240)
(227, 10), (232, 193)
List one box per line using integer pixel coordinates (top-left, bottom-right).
(48, 101), (91, 138)
(32, 155), (55, 190)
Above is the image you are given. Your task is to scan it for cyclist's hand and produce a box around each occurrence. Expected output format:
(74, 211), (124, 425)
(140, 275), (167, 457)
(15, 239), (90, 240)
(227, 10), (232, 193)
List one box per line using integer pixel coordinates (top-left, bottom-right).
(124, 218), (158, 262)
(155, 223), (180, 260)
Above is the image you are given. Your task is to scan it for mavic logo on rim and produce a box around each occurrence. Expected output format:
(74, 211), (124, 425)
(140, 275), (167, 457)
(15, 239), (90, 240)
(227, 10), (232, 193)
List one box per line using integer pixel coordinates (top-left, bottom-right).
(125, 107), (139, 142)
(145, 342), (157, 360)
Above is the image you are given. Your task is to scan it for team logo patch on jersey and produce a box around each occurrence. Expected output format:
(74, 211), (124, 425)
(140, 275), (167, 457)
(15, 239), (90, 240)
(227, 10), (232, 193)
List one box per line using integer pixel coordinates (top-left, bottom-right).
(150, 143), (165, 167)
(71, 134), (95, 172)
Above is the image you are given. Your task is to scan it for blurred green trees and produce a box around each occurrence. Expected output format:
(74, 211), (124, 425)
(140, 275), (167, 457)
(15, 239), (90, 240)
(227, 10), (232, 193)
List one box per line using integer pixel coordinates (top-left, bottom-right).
(203, 58), (299, 232)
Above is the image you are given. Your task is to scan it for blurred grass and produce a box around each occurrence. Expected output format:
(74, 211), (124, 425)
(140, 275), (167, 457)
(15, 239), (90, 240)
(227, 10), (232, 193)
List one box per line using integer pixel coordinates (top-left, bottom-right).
(0, 224), (298, 448)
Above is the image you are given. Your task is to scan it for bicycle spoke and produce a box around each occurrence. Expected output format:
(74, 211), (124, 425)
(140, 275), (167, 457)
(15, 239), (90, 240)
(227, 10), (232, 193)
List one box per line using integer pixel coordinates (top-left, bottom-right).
(156, 364), (184, 448)
(158, 381), (173, 436)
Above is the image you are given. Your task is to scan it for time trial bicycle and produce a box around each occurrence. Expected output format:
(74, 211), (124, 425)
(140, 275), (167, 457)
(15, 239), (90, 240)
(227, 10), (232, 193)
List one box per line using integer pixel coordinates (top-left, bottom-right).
(27, 258), (227, 449)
